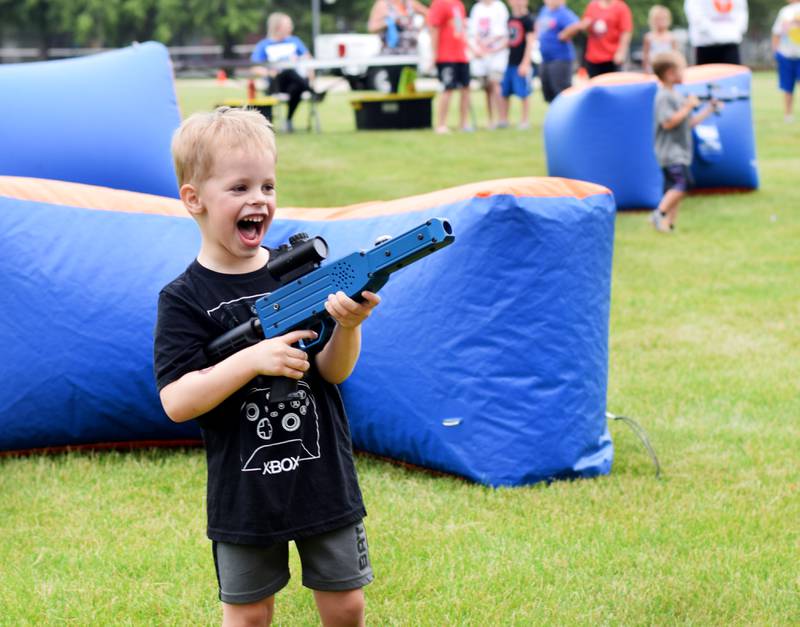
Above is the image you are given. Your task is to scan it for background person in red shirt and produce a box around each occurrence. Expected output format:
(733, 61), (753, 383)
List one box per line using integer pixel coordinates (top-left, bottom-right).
(428, 0), (472, 133)
(560, 0), (633, 77)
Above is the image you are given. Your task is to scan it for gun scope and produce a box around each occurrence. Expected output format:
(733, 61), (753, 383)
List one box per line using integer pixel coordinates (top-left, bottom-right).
(268, 233), (329, 283)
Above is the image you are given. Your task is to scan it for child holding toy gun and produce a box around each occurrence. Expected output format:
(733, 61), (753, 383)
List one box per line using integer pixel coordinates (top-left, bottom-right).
(154, 107), (379, 626)
(651, 51), (721, 233)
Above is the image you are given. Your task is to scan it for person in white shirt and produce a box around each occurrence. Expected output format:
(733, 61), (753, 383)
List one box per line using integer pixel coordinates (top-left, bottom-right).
(469, 0), (510, 129)
(684, 0), (748, 65)
(772, 0), (800, 121)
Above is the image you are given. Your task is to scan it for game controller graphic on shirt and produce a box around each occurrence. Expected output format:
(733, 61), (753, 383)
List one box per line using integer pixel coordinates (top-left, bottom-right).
(240, 381), (321, 476)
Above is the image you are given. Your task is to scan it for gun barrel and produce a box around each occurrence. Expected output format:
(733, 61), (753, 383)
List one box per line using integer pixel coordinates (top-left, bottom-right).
(205, 317), (263, 363)
(256, 218), (455, 338)
(368, 219), (454, 276)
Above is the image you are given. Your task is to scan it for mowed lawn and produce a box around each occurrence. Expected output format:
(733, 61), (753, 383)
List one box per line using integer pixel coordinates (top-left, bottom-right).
(1, 74), (798, 625)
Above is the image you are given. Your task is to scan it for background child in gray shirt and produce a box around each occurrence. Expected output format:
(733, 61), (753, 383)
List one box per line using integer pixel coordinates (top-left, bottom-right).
(651, 51), (719, 232)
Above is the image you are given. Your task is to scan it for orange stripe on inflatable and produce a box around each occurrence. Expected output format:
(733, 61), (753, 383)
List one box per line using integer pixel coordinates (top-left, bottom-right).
(559, 72), (657, 97)
(0, 176), (189, 217)
(278, 177), (610, 220)
(0, 176), (611, 221)
(556, 64), (748, 98)
(684, 63), (750, 84)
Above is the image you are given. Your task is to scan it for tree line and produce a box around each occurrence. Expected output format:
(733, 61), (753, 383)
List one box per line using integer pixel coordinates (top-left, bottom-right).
(0, 0), (779, 60)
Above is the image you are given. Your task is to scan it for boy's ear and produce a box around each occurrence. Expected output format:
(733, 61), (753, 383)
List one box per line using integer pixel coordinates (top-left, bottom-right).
(180, 183), (204, 217)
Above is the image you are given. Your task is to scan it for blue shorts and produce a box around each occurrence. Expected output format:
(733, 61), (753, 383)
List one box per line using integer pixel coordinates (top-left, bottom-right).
(776, 53), (800, 94)
(501, 65), (532, 99)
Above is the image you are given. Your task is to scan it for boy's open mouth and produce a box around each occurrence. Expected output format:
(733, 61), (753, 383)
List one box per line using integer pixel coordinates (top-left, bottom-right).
(237, 215), (266, 246)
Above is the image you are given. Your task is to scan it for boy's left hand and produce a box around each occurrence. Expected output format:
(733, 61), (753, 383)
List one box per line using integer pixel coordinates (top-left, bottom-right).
(325, 291), (381, 329)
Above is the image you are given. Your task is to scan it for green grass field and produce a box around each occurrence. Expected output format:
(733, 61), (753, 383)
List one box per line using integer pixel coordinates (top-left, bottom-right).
(1, 74), (798, 625)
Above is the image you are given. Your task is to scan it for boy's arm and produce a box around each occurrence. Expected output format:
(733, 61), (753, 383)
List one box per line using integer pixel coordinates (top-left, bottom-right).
(367, 1), (388, 33)
(660, 94), (700, 130)
(559, 19), (589, 41)
(314, 291), (381, 385)
(160, 330), (316, 423)
(690, 100), (720, 127)
(429, 25), (440, 57)
(614, 31), (632, 65)
(613, 5), (633, 66)
(642, 33), (651, 72)
(518, 30), (536, 76)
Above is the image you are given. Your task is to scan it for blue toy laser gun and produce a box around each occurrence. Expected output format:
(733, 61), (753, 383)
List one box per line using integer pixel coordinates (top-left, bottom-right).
(205, 217), (455, 402)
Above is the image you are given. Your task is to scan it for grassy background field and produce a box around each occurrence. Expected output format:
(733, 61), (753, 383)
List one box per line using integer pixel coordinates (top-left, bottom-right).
(1, 74), (798, 625)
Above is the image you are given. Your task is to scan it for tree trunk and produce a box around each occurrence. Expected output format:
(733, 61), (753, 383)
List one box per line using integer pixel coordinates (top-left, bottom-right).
(36, 0), (52, 60)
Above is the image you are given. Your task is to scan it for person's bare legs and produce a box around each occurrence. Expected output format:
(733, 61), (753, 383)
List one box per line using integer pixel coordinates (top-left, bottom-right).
(491, 80), (504, 128)
(483, 82), (495, 127)
(459, 87), (471, 130)
(436, 90), (453, 133)
(314, 589), (366, 627)
(222, 596), (275, 627)
(498, 95), (510, 127)
(658, 189), (685, 229)
(784, 91), (794, 121)
(519, 96), (531, 128)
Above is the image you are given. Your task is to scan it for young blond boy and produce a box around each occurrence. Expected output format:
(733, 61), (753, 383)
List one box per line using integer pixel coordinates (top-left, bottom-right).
(154, 107), (379, 626)
(651, 51), (719, 232)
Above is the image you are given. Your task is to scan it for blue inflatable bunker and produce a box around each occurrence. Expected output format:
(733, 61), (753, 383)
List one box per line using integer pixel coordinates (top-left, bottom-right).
(0, 177), (616, 486)
(544, 65), (758, 209)
(0, 42), (180, 198)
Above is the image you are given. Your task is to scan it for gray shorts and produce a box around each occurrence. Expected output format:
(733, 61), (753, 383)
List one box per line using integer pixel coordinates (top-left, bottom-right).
(540, 59), (573, 103)
(213, 521), (374, 605)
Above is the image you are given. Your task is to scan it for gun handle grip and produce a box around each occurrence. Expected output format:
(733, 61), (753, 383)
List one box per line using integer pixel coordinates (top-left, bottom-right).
(270, 377), (303, 405)
(299, 318), (334, 353)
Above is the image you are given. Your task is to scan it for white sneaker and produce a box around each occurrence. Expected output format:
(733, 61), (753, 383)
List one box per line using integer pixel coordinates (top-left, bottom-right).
(650, 209), (669, 233)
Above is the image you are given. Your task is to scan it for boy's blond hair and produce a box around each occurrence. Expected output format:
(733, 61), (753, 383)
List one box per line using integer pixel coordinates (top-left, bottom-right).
(267, 12), (291, 39)
(651, 50), (685, 81)
(648, 4), (672, 29)
(171, 107), (276, 188)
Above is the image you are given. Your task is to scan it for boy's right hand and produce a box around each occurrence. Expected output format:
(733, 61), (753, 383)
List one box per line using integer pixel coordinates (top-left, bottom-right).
(686, 94), (701, 109)
(249, 330), (318, 379)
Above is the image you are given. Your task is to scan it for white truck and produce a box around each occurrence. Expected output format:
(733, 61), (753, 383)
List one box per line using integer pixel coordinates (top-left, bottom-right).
(313, 32), (432, 92)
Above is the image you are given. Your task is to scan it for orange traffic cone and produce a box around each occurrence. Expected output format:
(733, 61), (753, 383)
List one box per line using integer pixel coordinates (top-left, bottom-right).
(247, 79), (256, 101)
(216, 69), (227, 84)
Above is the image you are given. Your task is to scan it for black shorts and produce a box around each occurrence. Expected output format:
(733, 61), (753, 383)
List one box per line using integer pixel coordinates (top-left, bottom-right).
(662, 164), (693, 193)
(437, 62), (471, 90)
(695, 44), (740, 66)
(585, 60), (619, 78)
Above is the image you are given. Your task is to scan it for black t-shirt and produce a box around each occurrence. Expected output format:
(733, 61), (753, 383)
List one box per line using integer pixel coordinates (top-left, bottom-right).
(508, 13), (535, 67)
(154, 257), (365, 545)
